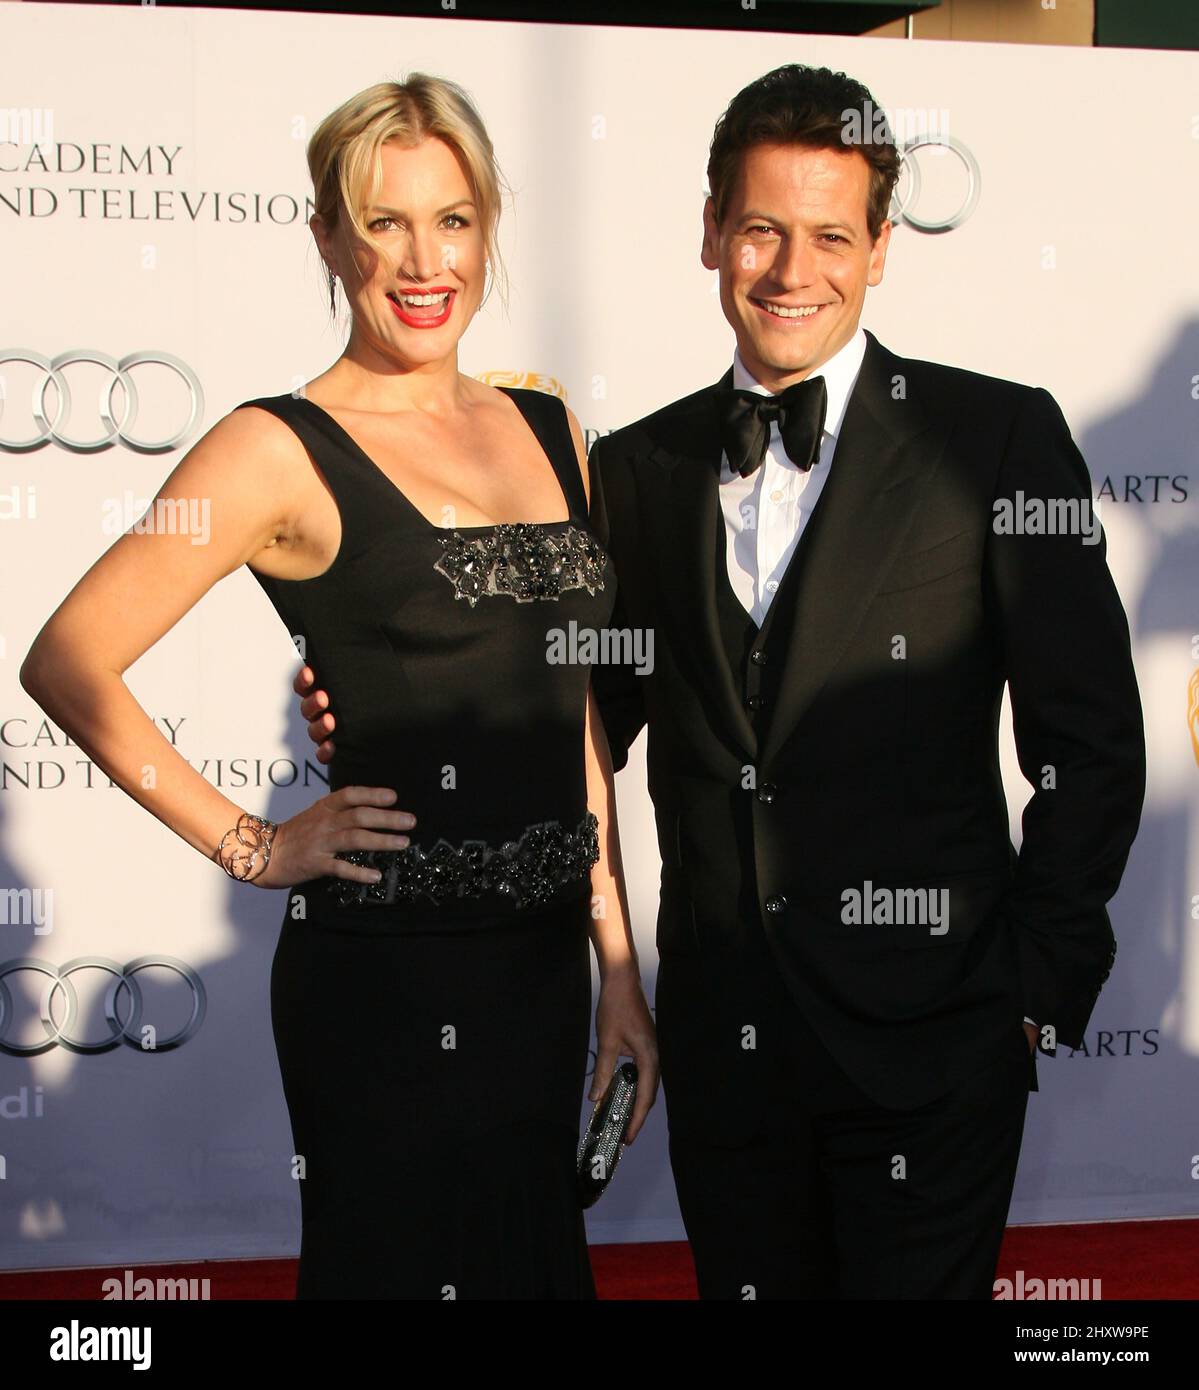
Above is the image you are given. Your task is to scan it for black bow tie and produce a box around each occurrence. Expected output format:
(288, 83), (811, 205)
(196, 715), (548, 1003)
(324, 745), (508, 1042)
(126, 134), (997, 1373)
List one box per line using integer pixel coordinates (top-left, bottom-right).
(715, 375), (828, 478)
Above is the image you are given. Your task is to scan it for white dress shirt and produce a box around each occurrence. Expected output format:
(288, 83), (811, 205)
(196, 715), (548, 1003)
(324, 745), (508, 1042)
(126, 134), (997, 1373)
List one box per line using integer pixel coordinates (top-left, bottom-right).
(718, 326), (867, 626)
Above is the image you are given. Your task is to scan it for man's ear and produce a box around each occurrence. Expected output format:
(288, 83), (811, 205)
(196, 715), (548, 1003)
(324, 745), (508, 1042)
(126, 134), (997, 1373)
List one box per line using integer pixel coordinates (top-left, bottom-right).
(700, 196), (721, 272)
(866, 218), (892, 288)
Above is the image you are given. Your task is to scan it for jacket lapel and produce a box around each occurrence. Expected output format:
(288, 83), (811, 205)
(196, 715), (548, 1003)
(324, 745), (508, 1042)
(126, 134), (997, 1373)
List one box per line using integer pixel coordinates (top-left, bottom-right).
(640, 332), (950, 772)
(642, 367), (759, 762)
(758, 330), (947, 768)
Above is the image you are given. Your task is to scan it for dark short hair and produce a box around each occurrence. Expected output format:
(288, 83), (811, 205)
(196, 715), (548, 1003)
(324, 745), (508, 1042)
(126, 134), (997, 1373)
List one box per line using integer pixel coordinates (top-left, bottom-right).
(707, 64), (902, 241)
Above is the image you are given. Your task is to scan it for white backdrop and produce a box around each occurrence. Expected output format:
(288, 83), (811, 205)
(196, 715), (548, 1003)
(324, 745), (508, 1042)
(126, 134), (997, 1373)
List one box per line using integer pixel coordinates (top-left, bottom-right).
(1, 2), (1197, 1270)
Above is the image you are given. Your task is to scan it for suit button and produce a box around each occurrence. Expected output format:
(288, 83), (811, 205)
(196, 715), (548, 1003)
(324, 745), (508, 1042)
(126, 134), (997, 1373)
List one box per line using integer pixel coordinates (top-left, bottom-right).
(765, 895), (787, 915)
(757, 783), (778, 804)
(747, 694), (766, 711)
(750, 649), (767, 665)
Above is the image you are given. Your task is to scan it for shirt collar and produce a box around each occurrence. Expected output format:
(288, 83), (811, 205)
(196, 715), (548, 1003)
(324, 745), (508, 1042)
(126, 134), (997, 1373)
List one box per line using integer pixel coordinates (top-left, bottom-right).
(730, 325), (867, 444)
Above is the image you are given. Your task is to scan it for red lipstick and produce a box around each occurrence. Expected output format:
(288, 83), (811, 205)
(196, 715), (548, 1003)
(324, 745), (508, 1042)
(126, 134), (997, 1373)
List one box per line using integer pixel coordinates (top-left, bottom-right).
(387, 287), (456, 329)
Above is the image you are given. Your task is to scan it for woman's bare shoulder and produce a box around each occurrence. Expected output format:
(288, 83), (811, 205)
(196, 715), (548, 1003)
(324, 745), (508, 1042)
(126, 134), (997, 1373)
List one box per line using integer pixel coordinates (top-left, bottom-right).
(210, 396), (300, 447)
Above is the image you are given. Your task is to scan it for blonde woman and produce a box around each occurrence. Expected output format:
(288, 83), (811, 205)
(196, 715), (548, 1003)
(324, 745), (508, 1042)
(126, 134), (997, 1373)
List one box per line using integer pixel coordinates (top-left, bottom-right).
(20, 75), (658, 1300)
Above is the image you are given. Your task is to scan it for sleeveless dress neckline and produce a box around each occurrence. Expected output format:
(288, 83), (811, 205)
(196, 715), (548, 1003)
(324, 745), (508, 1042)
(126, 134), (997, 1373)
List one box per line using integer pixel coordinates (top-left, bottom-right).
(293, 387), (579, 534)
(242, 379), (609, 898)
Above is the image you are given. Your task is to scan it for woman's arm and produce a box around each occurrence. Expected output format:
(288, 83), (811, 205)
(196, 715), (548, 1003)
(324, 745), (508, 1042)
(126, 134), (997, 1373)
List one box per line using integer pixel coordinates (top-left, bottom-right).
(19, 406), (412, 889)
(566, 404), (659, 1142)
(583, 682), (642, 984)
(583, 677), (659, 1142)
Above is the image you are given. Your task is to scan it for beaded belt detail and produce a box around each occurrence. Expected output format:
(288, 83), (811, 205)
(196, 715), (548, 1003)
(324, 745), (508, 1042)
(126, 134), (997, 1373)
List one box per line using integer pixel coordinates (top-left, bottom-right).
(329, 811), (600, 908)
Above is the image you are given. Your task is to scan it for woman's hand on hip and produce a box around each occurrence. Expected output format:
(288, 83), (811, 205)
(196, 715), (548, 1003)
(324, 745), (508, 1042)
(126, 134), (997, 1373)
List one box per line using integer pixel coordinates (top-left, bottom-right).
(251, 786), (415, 890)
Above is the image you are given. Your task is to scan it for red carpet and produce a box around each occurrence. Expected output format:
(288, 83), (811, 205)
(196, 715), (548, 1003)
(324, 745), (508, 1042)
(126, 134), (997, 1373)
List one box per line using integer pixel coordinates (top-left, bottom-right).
(0, 1221), (1194, 1299)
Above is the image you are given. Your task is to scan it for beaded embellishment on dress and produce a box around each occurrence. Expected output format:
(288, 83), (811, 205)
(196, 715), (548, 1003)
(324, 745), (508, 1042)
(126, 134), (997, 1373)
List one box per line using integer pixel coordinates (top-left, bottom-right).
(433, 522), (606, 607)
(331, 811), (600, 909)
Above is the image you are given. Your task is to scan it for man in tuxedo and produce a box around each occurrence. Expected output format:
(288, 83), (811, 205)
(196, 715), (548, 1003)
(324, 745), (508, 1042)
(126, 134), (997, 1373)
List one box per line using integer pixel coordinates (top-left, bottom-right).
(582, 63), (1144, 1300)
(296, 64), (1145, 1299)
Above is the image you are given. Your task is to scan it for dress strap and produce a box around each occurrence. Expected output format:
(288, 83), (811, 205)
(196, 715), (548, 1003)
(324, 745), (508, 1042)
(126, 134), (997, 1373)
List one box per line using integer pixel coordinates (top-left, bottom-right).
(500, 388), (589, 521)
(236, 392), (396, 533)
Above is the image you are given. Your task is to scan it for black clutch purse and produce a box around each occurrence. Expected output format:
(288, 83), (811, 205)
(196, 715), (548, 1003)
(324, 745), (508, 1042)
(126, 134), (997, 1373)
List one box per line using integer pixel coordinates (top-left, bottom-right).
(576, 1062), (638, 1208)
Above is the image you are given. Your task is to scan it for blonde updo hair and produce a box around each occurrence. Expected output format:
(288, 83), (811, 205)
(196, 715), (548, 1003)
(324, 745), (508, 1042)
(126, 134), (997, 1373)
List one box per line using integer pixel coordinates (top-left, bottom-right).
(307, 73), (510, 311)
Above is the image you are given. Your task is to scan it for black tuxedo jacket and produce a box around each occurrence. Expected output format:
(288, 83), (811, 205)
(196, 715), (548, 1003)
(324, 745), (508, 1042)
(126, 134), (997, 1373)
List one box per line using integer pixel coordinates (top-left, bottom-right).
(589, 329), (1146, 1132)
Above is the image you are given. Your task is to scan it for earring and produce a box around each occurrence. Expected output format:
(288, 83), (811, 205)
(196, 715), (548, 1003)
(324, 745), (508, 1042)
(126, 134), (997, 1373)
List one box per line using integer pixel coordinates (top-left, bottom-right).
(328, 267), (337, 313)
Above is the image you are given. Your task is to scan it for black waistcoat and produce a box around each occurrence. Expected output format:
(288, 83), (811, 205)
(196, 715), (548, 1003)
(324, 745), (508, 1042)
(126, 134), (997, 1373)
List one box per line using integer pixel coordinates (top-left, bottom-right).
(711, 497), (804, 745)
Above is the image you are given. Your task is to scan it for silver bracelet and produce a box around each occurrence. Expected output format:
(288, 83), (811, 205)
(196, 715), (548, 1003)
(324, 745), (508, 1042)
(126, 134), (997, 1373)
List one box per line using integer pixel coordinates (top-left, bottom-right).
(215, 812), (277, 882)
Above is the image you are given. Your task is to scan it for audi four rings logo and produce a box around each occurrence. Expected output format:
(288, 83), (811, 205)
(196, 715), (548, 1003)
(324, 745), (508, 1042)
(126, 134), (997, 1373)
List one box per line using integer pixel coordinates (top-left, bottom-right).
(0, 350), (204, 454)
(891, 136), (981, 234)
(0, 956), (206, 1055)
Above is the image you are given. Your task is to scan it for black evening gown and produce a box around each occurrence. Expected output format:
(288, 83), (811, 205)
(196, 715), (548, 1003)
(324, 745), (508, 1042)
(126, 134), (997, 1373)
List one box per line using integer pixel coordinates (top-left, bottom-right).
(241, 385), (614, 1299)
